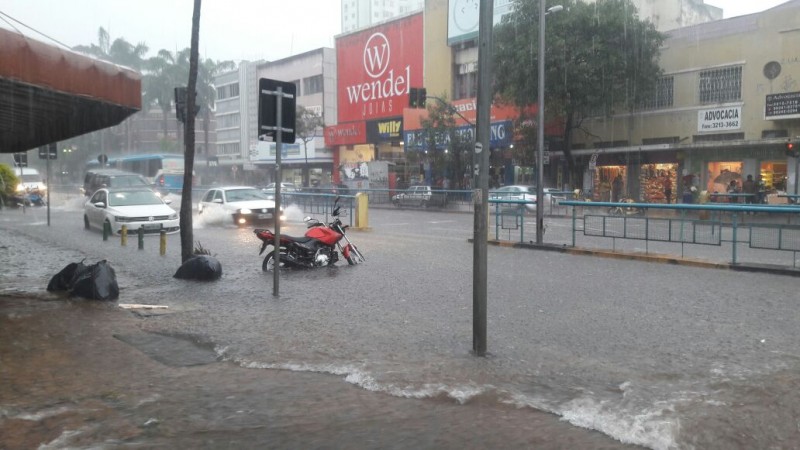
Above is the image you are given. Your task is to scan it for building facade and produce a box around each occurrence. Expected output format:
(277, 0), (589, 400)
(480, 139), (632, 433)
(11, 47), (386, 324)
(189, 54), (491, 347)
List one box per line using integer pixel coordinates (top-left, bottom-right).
(570, 0), (800, 202)
(341, 0), (425, 33)
(213, 48), (337, 186)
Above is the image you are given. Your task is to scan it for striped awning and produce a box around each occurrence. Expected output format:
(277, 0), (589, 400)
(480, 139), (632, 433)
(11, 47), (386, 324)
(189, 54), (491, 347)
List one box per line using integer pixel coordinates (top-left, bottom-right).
(0, 28), (141, 153)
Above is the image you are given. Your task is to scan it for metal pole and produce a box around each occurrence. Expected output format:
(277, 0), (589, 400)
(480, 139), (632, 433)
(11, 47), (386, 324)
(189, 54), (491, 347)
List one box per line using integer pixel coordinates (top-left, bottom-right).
(473, 0), (494, 357)
(46, 146), (51, 226)
(536, 0), (546, 245)
(273, 87), (283, 297)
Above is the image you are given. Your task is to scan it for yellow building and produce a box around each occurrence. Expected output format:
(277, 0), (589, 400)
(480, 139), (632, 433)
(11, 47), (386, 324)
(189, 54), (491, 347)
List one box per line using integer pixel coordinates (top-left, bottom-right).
(571, 1), (800, 202)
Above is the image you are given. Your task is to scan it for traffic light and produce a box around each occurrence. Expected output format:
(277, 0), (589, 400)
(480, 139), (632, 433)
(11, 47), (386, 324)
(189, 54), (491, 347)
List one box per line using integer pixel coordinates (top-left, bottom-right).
(786, 140), (799, 158)
(408, 87), (427, 109)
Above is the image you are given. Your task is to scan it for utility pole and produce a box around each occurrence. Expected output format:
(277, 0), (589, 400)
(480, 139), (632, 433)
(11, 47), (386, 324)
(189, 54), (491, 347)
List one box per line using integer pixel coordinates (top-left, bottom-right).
(473, 0), (494, 357)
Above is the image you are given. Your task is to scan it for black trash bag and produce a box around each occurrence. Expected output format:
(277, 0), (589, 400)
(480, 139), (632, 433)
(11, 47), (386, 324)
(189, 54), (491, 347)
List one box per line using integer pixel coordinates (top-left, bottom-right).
(47, 260), (89, 292)
(69, 260), (120, 301)
(173, 255), (223, 281)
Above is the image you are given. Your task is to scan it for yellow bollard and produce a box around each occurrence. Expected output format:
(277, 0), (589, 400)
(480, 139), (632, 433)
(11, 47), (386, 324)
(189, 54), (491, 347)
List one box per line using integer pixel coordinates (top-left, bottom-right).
(354, 192), (370, 230)
(120, 225), (128, 246)
(159, 230), (166, 256)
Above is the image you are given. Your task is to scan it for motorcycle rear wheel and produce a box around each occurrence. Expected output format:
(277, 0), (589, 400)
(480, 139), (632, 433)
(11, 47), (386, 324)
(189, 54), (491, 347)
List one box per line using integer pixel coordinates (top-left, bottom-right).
(262, 253), (287, 271)
(345, 244), (365, 265)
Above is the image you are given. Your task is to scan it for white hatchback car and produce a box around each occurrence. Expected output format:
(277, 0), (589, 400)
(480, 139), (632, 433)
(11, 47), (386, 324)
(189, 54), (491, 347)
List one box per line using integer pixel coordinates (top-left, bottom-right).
(198, 186), (284, 226)
(84, 188), (179, 234)
(489, 185), (538, 212)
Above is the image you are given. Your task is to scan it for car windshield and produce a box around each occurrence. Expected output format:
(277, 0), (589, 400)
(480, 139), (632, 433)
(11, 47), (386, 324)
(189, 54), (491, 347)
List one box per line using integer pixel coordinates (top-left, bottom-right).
(107, 191), (163, 207)
(111, 176), (149, 187)
(20, 174), (40, 182)
(225, 189), (270, 202)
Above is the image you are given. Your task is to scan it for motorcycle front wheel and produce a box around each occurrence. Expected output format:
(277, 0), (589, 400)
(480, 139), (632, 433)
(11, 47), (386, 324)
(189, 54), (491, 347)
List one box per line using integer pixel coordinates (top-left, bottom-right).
(262, 253), (288, 271)
(345, 244), (365, 265)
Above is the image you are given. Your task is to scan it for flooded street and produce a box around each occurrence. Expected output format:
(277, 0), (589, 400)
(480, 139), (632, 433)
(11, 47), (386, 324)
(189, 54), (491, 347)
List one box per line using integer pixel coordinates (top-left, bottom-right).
(2, 198), (800, 449)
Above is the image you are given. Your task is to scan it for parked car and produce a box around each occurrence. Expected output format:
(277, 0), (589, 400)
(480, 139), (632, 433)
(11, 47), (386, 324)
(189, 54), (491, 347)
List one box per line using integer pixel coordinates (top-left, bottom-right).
(198, 186), (284, 227)
(489, 185), (537, 212)
(313, 183), (351, 196)
(82, 169), (151, 197)
(262, 182), (301, 200)
(83, 187), (179, 234)
(392, 185), (448, 208)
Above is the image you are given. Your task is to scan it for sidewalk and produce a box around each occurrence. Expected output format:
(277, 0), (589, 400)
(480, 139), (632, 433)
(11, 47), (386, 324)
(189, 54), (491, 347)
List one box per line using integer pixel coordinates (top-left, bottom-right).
(0, 293), (637, 449)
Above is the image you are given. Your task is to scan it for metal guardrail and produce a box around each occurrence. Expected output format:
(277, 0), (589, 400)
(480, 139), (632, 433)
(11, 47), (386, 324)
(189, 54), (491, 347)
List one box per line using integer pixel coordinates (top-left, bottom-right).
(559, 200), (800, 266)
(278, 192), (355, 227)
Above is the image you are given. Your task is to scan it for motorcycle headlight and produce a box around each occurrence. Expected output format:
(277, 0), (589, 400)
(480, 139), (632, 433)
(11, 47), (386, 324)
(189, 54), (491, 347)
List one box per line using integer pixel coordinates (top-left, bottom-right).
(239, 208), (252, 214)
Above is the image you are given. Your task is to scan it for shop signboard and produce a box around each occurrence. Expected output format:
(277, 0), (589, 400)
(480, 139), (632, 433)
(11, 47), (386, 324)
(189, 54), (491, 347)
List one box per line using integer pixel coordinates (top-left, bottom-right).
(447, 0), (514, 45)
(325, 122), (367, 147)
(336, 14), (423, 124)
(765, 91), (800, 120)
(403, 120), (512, 151)
(366, 117), (403, 143)
(697, 106), (741, 133)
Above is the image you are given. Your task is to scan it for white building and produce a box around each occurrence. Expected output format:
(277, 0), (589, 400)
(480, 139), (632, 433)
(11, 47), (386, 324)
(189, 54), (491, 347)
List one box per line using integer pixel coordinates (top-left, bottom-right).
(582, 0), (722, 31)
(213, 48), (337, 185)
(341, 0), (425, 33)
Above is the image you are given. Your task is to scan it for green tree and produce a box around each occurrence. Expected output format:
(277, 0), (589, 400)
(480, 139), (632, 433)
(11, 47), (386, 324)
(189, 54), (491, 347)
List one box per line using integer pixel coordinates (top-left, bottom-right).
(0, 164), (20, 205)
(180, 0), (202, 263)
(296, 105), (325, 186)
(144, 49), (190, 141)
(493, 0), (664, 184)
(418, 95), (473, 188)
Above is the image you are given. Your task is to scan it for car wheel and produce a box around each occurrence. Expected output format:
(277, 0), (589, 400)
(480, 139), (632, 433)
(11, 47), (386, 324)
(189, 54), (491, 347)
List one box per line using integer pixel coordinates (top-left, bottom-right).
(84, 215), (90, 230)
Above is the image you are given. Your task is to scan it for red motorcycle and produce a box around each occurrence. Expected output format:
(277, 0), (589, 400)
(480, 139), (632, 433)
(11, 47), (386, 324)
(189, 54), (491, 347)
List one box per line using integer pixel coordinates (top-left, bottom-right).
(254, 198), (365, 271)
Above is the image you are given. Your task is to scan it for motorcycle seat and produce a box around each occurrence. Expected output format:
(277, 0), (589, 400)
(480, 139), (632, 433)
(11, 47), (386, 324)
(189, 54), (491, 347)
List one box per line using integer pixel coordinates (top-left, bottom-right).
(284, 234), (315, 243)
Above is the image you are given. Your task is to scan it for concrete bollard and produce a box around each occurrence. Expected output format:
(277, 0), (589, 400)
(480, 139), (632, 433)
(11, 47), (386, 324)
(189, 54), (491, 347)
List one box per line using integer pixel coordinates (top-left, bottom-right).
(138, 226), (144, 250)
(103, 221), (111, 241)
(159, 230), (166, 256)
(121, 225), (128, 246)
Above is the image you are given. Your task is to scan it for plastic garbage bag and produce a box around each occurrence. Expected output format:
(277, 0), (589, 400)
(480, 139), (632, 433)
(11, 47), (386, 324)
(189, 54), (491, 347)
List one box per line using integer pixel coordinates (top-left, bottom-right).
(69, 260), (120, 301)
(173, 255), (222, 281)
(47, 260), (89, 292)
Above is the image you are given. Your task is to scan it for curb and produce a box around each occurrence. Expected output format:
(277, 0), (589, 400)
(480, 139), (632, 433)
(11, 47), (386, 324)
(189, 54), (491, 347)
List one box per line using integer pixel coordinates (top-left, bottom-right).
(468, 239), (800, 277)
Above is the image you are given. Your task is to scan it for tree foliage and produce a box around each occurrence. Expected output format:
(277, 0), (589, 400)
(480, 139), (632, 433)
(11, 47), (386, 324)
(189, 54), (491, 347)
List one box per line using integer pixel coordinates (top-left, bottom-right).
(0, 164), (19, 200)
(296, 105), (325, 186)
(493, 0), (664, 180)
(418, 95), (472, 188)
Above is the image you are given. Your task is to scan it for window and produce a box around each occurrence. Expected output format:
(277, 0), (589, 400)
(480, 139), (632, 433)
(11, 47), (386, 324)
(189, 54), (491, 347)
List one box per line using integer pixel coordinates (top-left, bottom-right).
(454, 71), (477, 100)
(303, 75), (324, 95)
(217, 113), (240, 129)
(217, 82), (239, 100)
(699, 66), (742, 104)
(218, 143), (240, 155)
(642, 76), (674, 110)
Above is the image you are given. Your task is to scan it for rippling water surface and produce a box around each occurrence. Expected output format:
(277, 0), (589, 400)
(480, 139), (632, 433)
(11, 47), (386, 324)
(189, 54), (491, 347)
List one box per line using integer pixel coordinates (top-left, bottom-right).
(2, 200), (800, 449)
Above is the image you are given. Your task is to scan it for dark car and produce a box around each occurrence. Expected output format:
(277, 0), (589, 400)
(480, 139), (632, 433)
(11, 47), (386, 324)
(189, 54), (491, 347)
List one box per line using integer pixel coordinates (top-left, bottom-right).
(82, 169), (151, 196)
(313, 183), (351, 196)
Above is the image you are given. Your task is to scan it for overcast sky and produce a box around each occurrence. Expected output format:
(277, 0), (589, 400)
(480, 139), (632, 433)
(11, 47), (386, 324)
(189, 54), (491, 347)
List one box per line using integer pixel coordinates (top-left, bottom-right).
(0, 0), (792, 63)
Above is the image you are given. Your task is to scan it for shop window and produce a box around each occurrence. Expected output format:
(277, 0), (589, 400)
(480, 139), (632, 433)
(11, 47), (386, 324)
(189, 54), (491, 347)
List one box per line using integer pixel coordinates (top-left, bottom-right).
(693, 133), (744, 143)
(706, 161), (743, 193)
(760, 161), (787, 191)
(762, 129), (788, 139)
(698, 66), (742, 104)
(640, 163), (678, 203)
(642, 137), (680, 145)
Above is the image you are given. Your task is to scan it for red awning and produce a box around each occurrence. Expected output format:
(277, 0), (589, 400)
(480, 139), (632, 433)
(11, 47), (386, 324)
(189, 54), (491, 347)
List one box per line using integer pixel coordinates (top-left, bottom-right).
(0, 28), (141, 153)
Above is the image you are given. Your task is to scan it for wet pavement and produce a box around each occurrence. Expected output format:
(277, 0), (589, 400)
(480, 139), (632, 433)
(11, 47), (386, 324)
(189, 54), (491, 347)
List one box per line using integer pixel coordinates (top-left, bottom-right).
(2, 198), (800, 449)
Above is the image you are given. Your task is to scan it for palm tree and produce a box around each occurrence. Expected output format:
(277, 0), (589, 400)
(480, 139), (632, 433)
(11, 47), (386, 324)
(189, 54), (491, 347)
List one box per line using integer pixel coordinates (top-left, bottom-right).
(143, 49), (189, 143)
(73, 28), (149, 154)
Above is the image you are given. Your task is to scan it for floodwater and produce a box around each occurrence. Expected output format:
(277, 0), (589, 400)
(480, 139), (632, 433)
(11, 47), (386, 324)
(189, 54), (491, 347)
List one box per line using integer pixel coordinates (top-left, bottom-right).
(2, 195), (800, 449)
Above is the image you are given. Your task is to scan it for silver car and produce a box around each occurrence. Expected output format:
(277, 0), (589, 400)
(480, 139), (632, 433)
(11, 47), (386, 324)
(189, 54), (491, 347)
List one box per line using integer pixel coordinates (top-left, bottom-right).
(489, 185), (538, 212)
(198, 186), (284, 227)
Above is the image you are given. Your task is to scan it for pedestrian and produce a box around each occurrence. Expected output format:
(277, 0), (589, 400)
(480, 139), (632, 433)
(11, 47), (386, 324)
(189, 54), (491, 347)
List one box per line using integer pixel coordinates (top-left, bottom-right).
(742, 174), (756, 203)
(663, 175), (672, 204)
(612, 174), (623, 202)
(727, 179), (739, 203)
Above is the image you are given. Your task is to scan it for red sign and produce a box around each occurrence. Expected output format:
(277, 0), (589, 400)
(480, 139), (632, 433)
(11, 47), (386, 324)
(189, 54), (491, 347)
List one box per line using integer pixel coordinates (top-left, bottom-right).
(325, 122), (367, 146)
(336, 13), (424, 123)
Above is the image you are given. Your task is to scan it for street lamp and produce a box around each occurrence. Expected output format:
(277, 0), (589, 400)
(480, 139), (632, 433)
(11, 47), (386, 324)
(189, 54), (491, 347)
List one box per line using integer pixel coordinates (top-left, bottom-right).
(536, 3), (563, 245)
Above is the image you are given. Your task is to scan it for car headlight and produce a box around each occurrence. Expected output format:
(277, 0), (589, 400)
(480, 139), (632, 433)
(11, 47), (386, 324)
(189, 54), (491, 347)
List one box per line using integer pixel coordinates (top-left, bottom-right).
(168, 213), (178, 220)
(114, 216), (132, 223)
(15, 184), (25, 193)
(239, 208), (252, 214)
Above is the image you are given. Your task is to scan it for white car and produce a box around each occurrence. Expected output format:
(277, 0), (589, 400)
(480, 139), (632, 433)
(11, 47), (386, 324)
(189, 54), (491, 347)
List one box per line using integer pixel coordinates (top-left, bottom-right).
(489, 185), (538, 212)
(198, 186), (284, 226)
(84, 188), (179, 234)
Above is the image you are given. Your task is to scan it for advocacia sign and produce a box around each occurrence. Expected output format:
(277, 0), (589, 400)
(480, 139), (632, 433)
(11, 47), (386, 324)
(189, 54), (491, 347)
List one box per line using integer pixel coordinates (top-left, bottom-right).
(697, 106), (742, 133)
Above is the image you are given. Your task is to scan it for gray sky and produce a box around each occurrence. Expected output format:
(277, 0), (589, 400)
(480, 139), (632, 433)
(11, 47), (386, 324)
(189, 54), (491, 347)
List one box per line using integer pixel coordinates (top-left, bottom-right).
(0, 0), (791, 63)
